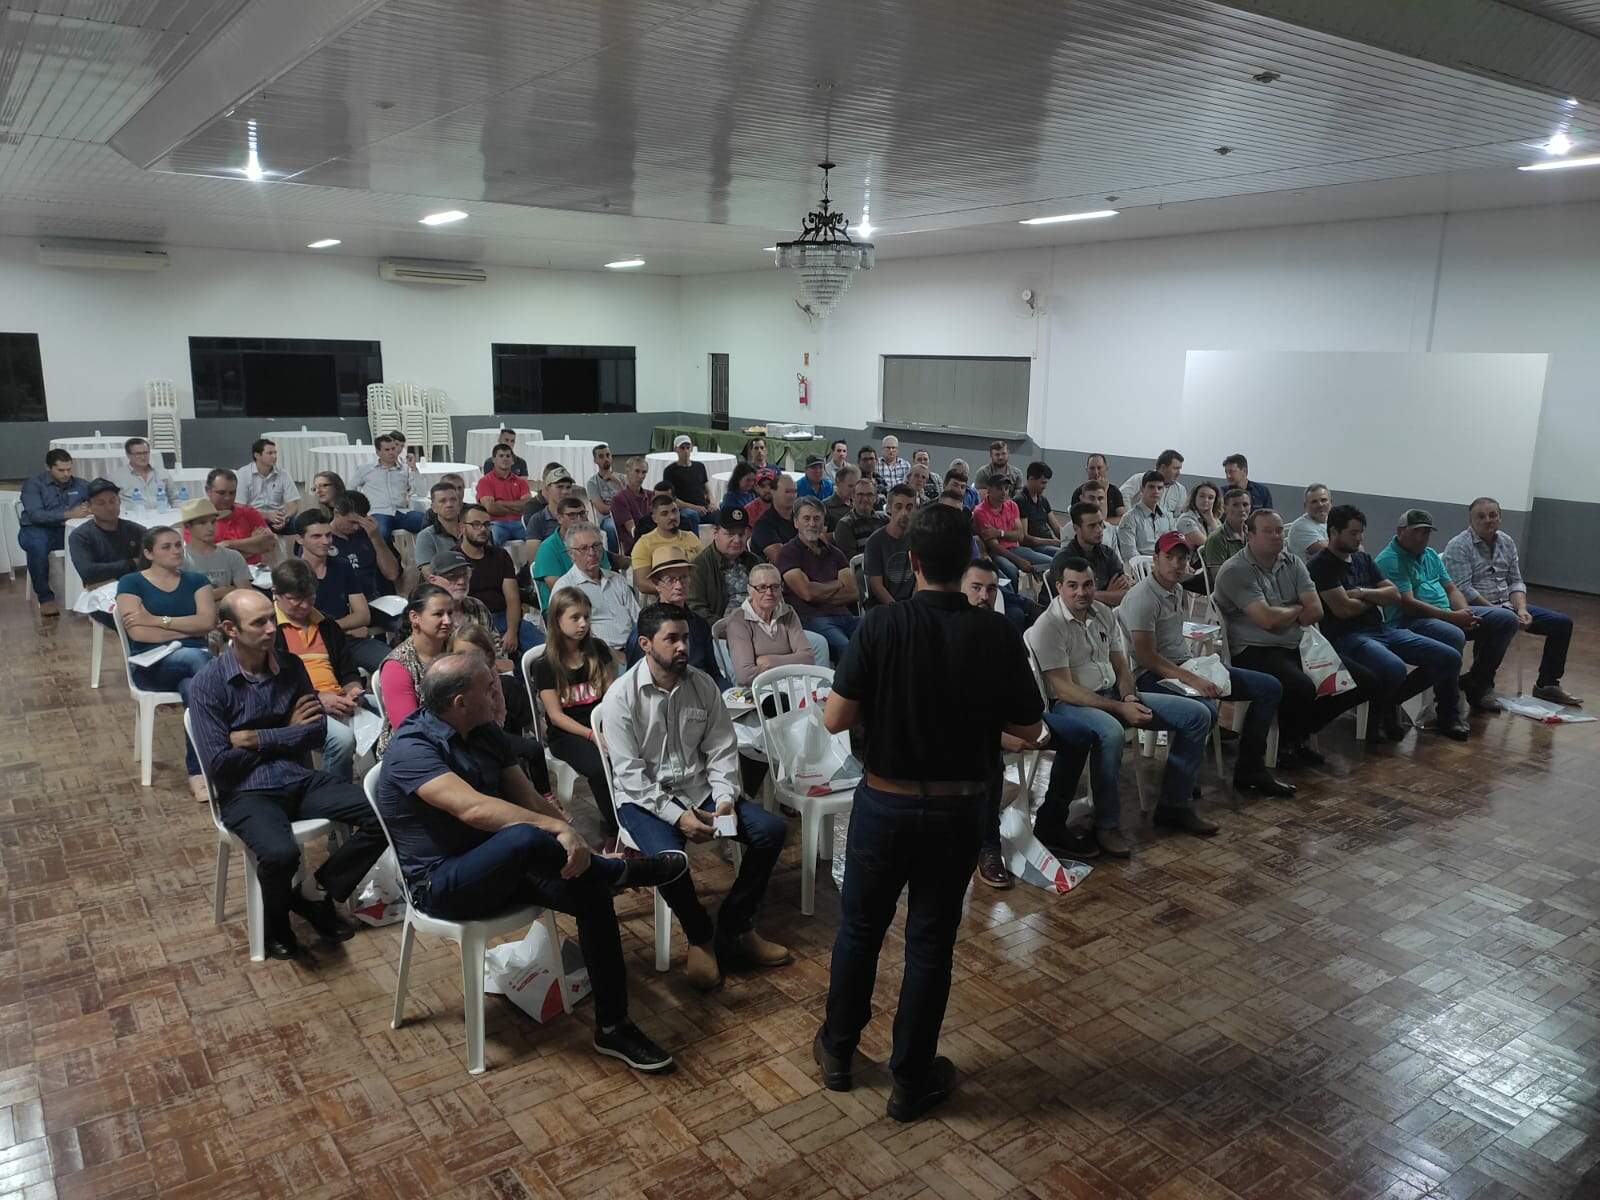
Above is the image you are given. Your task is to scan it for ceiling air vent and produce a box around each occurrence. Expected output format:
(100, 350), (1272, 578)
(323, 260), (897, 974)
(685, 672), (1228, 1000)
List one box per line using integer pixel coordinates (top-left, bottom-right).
(37, 240), (170, 271)
(379, 258), (486, 286)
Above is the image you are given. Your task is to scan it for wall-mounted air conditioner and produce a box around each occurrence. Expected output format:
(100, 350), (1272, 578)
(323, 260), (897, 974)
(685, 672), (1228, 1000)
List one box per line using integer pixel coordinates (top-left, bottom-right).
(37, 240), (171, 271)
(379, 258), (487, 286)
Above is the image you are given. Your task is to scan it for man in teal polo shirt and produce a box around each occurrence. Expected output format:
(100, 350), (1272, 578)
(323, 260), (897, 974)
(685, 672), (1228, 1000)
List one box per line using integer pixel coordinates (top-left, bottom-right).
(1372, 508), (1518, 713)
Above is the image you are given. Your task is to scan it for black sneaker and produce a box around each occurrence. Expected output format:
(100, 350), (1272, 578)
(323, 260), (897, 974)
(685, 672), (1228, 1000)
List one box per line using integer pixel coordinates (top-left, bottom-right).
(289, 894), (356, 942)
(593, 1021), (675, 1073)
(813, 1030), (854, 1092)
(887, 1056), (957, 1122)
(1036, 826), (1100, 860)
(614, 850), (689, 892)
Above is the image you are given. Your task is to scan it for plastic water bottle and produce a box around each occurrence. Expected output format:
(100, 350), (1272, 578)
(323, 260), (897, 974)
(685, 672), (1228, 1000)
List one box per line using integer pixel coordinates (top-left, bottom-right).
(177, 483), (189, 503)
(155, 481), (168, 509)
(129, 485), (143, 507)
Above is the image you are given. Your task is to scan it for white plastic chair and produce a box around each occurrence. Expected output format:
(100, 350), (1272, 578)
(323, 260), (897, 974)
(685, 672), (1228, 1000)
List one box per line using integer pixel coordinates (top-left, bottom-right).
(590, 708), (674, 972)
(361, 766), (567, 1074)
(424, 388), (454, 460)
(750, 664), (854, 916)
(1029, 648), (1148, 817)
(366, 383), (399, 442)
(185, 712), (340, 963)
(396, 386), (430, 451)
(89, 617), (106, 688)
(145, 379), (181, 466)
(113, 607), (186, 786)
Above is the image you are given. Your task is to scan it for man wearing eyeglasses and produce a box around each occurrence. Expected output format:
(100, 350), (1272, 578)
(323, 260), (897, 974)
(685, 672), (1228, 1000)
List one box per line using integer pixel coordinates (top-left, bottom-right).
(551, 521), (640, 654)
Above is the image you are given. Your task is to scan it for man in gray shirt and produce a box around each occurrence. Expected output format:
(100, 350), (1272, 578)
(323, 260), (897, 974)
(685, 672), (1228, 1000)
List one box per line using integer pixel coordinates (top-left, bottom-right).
(863, 485), (918, 606)
(1212, 509), (1368, 767)
(1284, 483), (1331, 559)
(179, 498), (251, 597)
(1117, 472), (1177, 563)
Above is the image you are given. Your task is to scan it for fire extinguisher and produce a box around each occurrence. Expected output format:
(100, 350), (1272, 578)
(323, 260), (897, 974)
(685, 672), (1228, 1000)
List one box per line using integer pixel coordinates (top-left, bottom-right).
(797, 372), (810, 407)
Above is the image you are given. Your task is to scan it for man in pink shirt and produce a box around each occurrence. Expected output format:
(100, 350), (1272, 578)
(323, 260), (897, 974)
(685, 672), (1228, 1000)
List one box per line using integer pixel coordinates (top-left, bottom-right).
(475, 443), (532, 544)
(973, 475), (1053, 588)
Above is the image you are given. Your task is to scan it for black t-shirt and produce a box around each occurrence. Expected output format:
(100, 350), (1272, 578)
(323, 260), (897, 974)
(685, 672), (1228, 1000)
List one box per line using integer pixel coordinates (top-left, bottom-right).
(833, 589), (1042, 781)
(532, 654), (604, 727)
(1015, 489), (1057, 540)
(333, 532), (391, 597)
(464, 545), (516, 614)
(312, 555), (359, 620)
(662, 461), (709, 506)
(1308, 549), (1385, 638)
(1070, 483), (1125, 519)
(752, 508), (797, 556)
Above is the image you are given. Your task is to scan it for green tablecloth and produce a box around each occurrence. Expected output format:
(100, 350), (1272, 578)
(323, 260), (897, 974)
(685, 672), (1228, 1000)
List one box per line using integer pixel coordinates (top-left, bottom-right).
(650, 424), (826, 469)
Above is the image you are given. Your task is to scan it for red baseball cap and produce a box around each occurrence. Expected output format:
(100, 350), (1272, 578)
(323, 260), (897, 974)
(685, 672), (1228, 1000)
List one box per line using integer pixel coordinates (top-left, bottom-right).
(1155, 530), (1188, 556)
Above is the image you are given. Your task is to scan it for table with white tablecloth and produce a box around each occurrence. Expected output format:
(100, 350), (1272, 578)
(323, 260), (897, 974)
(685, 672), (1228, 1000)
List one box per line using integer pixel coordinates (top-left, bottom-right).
(645, 451), (736, 492)
(49, 436), (128, 484)
(167, 468), (213, 502)
(415, 461), (481, 495)
(463, 427), (543, 468)
(522, 438), (602, 483)
(0, 489), (20, 577)
(261, 429), (349, 483)
(307, 444), (382, 484)
(708, 469), (800, 506)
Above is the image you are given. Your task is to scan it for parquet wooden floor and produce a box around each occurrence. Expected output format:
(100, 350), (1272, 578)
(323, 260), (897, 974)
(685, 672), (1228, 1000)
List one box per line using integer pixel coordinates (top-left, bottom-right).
(3, 579), (1600, 1200)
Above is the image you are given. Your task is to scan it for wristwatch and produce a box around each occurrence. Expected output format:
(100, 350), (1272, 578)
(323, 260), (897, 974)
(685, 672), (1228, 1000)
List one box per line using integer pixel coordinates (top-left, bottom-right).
(161, 615), (173, 629)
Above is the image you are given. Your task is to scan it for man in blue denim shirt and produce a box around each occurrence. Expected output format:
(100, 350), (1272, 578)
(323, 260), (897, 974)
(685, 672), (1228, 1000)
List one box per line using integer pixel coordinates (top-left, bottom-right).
(19, 448), (89, 614)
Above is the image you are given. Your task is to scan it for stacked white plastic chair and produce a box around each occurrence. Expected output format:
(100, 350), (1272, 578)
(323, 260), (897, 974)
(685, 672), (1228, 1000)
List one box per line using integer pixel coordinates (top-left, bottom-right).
(395, 383), (430, 450)
(366, 383), (399, 441)
(145, 379), (182, 466)
(424, 388), (454, 460)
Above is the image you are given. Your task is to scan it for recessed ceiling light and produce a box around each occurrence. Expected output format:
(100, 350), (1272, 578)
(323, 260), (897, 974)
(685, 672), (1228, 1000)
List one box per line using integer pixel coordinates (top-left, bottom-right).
(418, 210), (468, 226)
(1566, 97), (1581, 107)
(1018, 209), (1119, 225)
(306, 238), (341, 249)
(1518, 153), (1600, 172)
(1545, 131), (1573, 155)
(604, 258), (645, 269)
(761, 245), (778, 252)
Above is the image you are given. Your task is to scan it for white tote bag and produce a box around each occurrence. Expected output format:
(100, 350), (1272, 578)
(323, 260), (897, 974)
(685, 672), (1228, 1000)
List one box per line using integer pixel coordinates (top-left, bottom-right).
(1299, 626), (1356, 697)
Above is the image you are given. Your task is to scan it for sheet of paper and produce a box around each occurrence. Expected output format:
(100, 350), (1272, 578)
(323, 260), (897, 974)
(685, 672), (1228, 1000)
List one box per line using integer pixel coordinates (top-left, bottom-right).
(250, 566), (274, 589)
(350, 706), (385, 757)
(713, 812), (738, 838)
(369, 594), (407, 617)
(127, 642), (178, 668)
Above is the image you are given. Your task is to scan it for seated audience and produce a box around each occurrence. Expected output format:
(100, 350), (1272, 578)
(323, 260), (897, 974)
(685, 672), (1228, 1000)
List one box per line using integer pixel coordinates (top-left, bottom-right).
(1064, 501), (1134, 605)
(1222, 453), (1273, 512)
(19, 450), (90, 613)
(1213, 510), (1368, 766)
(600, 604), (791, 992)
(1285, 484), (1332, 558)
(662, 435), (711, 533)
(823, 463), (858, 528)
(721, 462), (758, 514)
(109, 437), (175, 510)
(906, 462), (937, 505)
(180, 498), (250, 599)
(377, 584), (457, 755)
(536, 588), (625, 843)
(857, 446), (885, 498)
(584, 442), (623, 553)
(688, 506), (760, 620)
(308, 471), (345, 518)
(625, 547), (728, 688)
(238, 439), (300, 531)
(69, 479), (144, 589)
(974, 440), (1022, 491)
(962, 554), (1043, 638)
(482, 428), (529, 477)
(188, 590), (385, 960)
(1016, 461), (1063, 548)
(1120, 450), (1187, 519)
(779, 497), (860, 663)
(631, 492), (704, 595)
(975, 475), (1053, 586)
(294, 511), (388, 674)
(1122, 533), (1294, 794)
(944, 460), (979, 510)
(457, 505), (543, 658)
(552, 521), (639, 652)
(823, 439), (850, 480)
(743, 436), (771, 469)
(876, 436), (911, 489)
(329, 491), (402, 596)
(533, 496), (590, 608)
(349, 433), (426, 539)
(1178, 480), (1222, 549)
(746, 467), (779, 523)
(116, 524), (217, 801)
(723, 562), (827, 685)
(270, 557), (373, 780)
(374, 653), (686, 1070)
(1374, 509), (1522, 714)
(864, 485), (920, 606)
(1200, 487), (1252, 576)
(524, 468), (574, 543)
(1070, 453), (1126, 521)
(1026, 553), (1218, 861)
(1442, 497), (1580, 707)
(194, 468), (275, 566)
(413, 481), (463, 570)
(832, 476), (888, 557)
(1116, 471), (1177, 563)
(1310, 505), (1468, 741)
(797, 454), (836, 500)
(751, 474), (801, 564)
(444, 620), (548, 773)
(476, 444), (532, 544)
(610, 456), (653, 555)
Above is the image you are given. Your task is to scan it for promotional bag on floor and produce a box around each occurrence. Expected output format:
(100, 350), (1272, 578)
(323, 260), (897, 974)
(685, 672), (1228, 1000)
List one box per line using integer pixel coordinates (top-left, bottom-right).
(349, 848), (406, 926)
(1299, 626), (1356, 697)
(484, 921), (591, 1023)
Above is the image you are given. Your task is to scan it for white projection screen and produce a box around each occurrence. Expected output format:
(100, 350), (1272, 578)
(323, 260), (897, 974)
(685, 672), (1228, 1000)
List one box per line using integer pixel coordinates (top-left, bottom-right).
(1180, 351), (1548, 510)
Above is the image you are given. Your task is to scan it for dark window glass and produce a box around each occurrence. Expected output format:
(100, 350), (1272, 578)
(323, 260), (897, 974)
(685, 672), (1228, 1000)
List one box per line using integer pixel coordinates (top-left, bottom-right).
(189, 337), (382, 418)
(0, 333), (47, 421)
(493, 344), (636, 415)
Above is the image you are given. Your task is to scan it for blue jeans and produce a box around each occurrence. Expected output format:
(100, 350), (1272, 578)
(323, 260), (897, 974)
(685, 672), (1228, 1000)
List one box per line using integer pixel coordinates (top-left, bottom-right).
(1009, 546), (1055, 571)
(1402, 606), (1519, 691)
(802, 612), (860, 665)
(679, 509), (702, 535)
(615, 797), (785, 949)
(488, 610), (545, 660)
(132, 644), (211, 774)
(599, 514), (619, 555)
(373, 510), (426, 541)
(1332, 625), (1462, 719)
(1524, 605), (1574, 687)
(17, 523), (63, 602)
(321, 695), (380, 781)
(490, 518), (527, 545)
(1137, 667), (1280, 772)
(418, 823), (631, 1027)
(820, 785), (981, 1086)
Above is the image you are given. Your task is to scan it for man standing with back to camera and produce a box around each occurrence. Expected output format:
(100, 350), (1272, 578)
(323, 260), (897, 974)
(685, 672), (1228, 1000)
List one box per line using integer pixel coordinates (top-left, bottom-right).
(813, 504), (1043, 1121)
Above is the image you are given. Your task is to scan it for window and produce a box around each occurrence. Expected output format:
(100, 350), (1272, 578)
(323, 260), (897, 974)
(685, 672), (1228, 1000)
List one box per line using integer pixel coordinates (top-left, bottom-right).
(189, 337), (383, 419)
(493, 344), (636, 414)
(0, 333), (47, 421)
(882, 355), (1029, 435)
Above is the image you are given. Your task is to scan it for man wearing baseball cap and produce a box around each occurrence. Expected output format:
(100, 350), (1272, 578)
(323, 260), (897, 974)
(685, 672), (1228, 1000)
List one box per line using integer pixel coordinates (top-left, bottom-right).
(524, 467), (574, 542)
(687, 505), (762, 622)
(662, 434), (711, 533)
(1374, 508), (1520, 714)
(796, 453), (835, 502)
(67, 479), (145, 593)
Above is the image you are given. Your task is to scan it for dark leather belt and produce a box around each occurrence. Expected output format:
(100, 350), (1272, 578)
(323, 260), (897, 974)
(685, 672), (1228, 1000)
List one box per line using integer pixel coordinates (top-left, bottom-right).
(866, 773), (987, 798)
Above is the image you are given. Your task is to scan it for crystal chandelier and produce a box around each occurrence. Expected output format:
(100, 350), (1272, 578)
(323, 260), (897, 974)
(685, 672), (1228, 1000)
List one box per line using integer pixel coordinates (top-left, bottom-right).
(775, 160), (874, 319)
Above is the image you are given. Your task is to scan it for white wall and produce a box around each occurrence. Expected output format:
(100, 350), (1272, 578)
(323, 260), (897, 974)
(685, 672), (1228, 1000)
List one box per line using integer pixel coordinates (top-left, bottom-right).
(0, 237), (683, 420)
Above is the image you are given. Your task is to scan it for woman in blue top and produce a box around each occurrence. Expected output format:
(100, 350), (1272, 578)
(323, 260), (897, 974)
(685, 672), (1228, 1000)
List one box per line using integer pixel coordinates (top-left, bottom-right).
(720, 462), (757, 514)
(115, 524), (218, 800)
